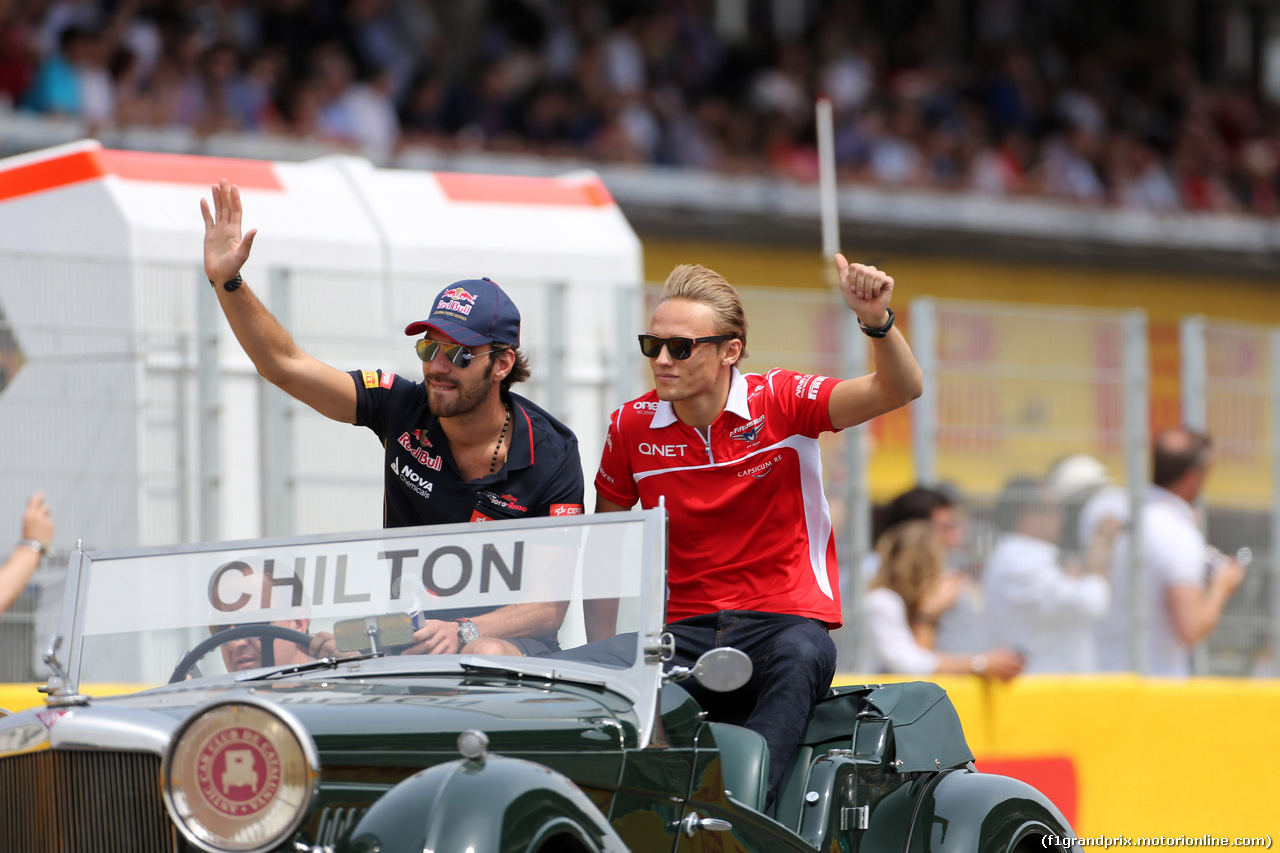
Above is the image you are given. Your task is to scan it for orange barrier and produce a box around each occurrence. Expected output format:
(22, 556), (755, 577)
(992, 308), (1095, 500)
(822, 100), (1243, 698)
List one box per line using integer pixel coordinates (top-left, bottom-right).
(839, 673), (1280, 840)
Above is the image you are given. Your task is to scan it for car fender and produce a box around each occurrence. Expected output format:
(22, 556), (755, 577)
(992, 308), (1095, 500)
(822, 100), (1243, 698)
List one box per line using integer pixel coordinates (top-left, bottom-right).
(865, 768), (1079, 853)
(343, 753), (630, 853)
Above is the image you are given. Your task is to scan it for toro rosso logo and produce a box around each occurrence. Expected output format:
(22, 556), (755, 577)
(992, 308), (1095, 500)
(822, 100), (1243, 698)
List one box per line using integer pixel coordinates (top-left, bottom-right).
(481, 492), (529, 513)
(442, 287), (477, 303)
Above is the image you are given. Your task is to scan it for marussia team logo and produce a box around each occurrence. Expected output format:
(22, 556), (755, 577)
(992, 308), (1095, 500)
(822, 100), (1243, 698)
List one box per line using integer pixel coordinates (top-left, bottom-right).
(195, 727), (282, 817)
(731, 415), (766, 442)
(441, 287), (477, 303)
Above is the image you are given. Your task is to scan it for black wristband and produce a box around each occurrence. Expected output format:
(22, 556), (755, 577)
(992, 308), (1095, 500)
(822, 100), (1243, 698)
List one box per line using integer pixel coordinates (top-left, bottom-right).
(209, 273), (243, 292)
(858, 306), (894, 338)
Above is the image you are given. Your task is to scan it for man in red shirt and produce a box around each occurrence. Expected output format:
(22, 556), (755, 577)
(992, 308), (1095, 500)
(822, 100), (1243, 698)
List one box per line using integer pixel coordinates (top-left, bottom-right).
(595, 256), (922, 806)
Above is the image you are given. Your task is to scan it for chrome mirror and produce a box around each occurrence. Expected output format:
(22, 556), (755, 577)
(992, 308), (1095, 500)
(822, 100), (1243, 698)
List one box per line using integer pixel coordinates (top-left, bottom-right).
(667, 646), (752, 693)
(333, 613), (416, 654)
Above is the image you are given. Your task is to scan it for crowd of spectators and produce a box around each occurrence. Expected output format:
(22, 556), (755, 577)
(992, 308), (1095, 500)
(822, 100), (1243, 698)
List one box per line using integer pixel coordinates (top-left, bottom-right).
(862, 435), (1255, 679)
(2, 0), (1279, 216)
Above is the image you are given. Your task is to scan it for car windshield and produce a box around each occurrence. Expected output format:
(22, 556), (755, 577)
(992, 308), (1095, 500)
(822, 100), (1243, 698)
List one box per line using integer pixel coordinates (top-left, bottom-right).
(61, 511), (667, 705)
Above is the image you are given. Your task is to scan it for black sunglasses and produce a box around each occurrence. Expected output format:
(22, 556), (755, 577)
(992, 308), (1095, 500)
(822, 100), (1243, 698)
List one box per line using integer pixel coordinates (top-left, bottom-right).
(638, 334), (734, 360)
(416, 339), (503, 368)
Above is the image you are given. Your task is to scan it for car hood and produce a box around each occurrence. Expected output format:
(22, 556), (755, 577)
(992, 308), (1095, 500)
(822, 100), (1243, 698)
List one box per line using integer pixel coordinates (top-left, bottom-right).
(0, 674), (640, 759)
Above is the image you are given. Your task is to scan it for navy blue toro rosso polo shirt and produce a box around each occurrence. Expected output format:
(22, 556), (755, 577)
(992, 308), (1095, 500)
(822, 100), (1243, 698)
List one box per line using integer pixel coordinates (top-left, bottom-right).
(349, 369), (585, 527)
(349, 369), (584, 653)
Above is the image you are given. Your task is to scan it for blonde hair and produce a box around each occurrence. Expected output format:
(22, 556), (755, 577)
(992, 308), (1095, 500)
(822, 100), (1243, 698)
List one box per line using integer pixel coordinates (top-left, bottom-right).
(660, 264), (748, 362)
(869, 520), (945, 620)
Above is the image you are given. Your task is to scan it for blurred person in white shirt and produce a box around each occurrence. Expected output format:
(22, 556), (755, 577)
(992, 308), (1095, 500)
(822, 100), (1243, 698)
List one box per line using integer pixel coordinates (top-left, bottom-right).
(1046, 452), (1129, 563)
(982, 475), (1115, 673)
(1096, 427), (1246, 676)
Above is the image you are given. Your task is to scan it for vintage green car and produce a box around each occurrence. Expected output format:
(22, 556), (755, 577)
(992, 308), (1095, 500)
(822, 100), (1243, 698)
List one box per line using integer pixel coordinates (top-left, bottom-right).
(0, 510), (1078, 852)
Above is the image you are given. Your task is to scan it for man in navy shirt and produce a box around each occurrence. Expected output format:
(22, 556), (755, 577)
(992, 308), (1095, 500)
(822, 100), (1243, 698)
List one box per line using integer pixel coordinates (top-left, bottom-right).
(201, 179), (584, 657)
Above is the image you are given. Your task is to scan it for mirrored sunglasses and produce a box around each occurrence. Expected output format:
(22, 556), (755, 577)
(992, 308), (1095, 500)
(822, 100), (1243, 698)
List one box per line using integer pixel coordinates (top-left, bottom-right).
(637, 334), (734, 360)
(416, 339), (503, 368)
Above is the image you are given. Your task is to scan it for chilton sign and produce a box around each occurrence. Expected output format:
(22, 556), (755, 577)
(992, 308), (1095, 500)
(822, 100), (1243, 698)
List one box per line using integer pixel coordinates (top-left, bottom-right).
(205, 543), (526, 612)
(80, 523), (607, 636)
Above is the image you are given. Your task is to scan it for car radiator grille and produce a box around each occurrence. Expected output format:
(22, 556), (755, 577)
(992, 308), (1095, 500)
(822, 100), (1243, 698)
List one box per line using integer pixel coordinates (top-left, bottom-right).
(0, 749), (179, 853)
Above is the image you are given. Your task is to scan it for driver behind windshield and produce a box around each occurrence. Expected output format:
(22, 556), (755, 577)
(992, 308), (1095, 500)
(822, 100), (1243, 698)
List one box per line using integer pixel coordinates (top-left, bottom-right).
(212, 618), (315, 673)
(205, 567), (325, 673)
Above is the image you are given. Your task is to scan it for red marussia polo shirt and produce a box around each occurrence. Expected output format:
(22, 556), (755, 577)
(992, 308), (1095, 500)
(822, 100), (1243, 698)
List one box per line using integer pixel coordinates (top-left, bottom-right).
(596, 367), (844, 626)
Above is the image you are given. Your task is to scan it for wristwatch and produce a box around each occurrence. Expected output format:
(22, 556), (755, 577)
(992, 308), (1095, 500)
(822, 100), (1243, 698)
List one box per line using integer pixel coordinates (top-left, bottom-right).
(208, 272), (243, 292)
(18, 538), (45, 558)
(857, 306), (895, 338)
(455, 618), (480, 646)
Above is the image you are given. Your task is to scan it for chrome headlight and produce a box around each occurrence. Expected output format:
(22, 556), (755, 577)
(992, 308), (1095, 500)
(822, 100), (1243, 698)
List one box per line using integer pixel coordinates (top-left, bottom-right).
(162, 697), (320, 853)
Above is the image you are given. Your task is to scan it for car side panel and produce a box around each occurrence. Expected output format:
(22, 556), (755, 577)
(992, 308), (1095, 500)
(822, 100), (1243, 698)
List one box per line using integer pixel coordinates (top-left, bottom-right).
(607, 745), (698, 853)
(341, 754), (630, 853)
(863, 768), (1079, 853)
(674, 726), (823, 853)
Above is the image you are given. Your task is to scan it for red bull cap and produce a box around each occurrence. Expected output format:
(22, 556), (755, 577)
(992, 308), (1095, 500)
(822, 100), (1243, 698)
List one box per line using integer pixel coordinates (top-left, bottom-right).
(404, 277), (521, 347)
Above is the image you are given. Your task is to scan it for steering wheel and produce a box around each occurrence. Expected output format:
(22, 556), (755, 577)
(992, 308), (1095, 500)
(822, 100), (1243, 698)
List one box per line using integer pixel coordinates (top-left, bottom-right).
(169, 624), (316, 684)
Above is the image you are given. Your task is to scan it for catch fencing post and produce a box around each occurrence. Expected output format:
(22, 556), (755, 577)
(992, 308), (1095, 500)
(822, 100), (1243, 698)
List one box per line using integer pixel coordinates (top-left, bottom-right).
(546, 281), (568, 423)
(261, 267), (295, 537)
(1180, 316), (1208, 673)
(910, 298), (938, 488)
(1271, 329), (1280, 677)
(196, 267), (221, 542)
(1124, 310), (1151, 674)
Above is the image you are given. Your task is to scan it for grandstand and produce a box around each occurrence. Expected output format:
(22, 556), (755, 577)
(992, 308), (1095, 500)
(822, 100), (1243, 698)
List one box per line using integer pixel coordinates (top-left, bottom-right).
(2, 0), (1280, 680)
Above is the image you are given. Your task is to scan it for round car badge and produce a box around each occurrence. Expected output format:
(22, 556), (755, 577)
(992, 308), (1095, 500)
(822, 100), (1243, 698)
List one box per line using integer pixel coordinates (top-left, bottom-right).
(195, 726), (283, 817)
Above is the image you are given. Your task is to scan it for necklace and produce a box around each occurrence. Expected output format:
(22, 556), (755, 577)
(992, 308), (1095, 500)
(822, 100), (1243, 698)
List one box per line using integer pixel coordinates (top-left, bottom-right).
(489, 404), (511, 474)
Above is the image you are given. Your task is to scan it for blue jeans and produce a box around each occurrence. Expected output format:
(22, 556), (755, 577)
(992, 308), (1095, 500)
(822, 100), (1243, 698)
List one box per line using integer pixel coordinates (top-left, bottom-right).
(666, 611), (837, 806)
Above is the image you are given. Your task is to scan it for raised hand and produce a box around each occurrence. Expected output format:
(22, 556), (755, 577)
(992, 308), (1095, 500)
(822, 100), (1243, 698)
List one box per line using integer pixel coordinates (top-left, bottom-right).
(21, 493), (53, 551)
(200, 179), (257, 287)
(835, 252), (894, 327)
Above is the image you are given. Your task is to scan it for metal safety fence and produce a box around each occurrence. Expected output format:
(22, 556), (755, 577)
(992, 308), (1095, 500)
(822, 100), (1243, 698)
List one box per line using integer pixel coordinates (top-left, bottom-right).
(2, 267), (1277, 680)
(1181, 317), (1280, 675)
